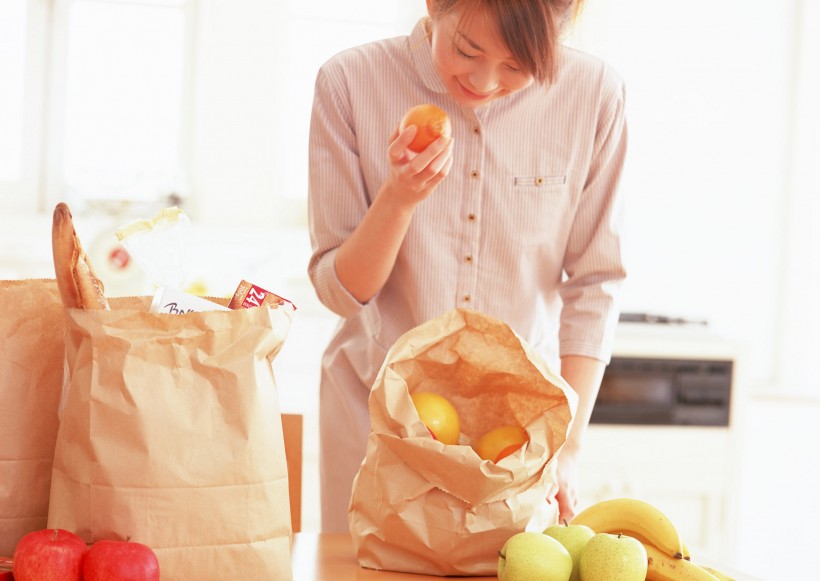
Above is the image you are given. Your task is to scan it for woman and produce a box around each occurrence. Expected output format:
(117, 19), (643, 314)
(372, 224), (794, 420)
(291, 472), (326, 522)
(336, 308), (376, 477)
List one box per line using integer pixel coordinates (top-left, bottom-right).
(308, 0), (627, 533)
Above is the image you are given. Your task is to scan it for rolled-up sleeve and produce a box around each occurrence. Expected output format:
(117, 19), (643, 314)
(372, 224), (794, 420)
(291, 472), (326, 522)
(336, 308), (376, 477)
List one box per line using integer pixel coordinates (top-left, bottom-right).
(307, 63), (370, 318)
(559, 75), (628, 362)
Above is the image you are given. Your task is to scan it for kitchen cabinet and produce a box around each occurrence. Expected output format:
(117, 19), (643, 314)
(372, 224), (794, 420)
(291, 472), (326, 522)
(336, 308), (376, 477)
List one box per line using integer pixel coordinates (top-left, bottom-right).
(577, 425), (738, 561)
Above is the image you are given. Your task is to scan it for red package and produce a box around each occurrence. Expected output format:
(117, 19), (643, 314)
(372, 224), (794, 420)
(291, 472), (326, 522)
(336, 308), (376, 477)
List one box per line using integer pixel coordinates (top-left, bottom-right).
(228, 280), (296, 311)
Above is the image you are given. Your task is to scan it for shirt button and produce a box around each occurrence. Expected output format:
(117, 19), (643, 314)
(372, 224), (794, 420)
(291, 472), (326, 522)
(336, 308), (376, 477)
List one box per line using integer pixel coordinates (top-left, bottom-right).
(463, 294), (471, 303)
(465, 255), (473, 263)
(473, 126), (480, 135)
(467, 213), (476, 221)
(470, 170), (479, 179)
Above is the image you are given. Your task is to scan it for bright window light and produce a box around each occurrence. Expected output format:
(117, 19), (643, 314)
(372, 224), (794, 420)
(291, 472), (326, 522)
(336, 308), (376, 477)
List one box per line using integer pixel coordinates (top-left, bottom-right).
(62, 0), (188, 201)
(0, 0), (27, 182)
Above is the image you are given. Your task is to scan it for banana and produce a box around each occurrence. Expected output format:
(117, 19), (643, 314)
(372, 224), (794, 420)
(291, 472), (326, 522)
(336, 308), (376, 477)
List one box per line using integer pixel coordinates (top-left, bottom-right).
(698, 564), (735, 581)
(644, 542), (719, 581)
(681, 539), (692, 560)
(611, 528), (697, 574)
(571, 498), (684, 558)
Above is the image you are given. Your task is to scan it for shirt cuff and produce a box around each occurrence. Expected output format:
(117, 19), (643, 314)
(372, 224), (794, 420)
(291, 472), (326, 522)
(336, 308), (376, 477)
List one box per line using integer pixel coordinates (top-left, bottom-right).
(558, 340), (614, 364)
(311, 248), (367, 318)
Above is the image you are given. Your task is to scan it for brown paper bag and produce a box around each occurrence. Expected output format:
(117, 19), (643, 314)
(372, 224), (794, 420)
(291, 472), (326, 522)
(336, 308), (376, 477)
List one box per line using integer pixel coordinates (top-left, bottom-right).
(47, 296), (294, 580)
(0, 280), (66, 557)
(349, 308), (577, 576)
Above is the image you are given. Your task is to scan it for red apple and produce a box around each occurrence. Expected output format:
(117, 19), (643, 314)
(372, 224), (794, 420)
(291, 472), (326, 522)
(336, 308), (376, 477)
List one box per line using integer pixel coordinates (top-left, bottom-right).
(12, 528), (87, 581)
(82, 539), (160, 581)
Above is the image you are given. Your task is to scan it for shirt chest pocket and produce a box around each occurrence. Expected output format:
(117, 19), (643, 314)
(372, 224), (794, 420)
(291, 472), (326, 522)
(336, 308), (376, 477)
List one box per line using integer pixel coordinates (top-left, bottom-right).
(505, 174), (571, 245)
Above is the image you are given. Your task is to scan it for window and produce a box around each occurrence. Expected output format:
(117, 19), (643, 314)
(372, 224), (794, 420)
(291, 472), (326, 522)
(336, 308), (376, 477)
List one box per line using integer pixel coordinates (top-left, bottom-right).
(0, 0), (27, 182)
(57, 0), (191, 203)
(0, 0), (193, 214)
(0, 0), (47, 213)
(1, 0), (423, 224)
(52, 0), (193, 208)
(777, 0), (820, 395)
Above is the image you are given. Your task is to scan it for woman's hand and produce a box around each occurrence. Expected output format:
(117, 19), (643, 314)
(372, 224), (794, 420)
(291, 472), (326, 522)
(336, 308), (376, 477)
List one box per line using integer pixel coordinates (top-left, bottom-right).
(382, 124), (454, 207)
(550, 355), (605, 524)
(551, 445), (581, 525)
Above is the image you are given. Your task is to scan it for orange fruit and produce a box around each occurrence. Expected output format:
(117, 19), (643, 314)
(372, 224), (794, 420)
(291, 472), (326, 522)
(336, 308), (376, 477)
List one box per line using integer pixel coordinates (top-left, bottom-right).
(410, 391), (460, 445)
(472, 424), (529, 463)
(400, 104), (452, 153)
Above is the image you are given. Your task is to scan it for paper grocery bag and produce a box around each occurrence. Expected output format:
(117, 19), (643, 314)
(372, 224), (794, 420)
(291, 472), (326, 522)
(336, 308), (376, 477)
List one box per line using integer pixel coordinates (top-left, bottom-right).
(47, 296), (294, 580)
(349, 309), (577, 576)
(0, 280), (66, 557)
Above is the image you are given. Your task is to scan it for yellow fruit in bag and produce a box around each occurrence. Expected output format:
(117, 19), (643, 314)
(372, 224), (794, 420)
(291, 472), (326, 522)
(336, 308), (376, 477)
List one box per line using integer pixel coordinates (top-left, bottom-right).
(411, 392), (460, 444)
(472, 425), (530, 462)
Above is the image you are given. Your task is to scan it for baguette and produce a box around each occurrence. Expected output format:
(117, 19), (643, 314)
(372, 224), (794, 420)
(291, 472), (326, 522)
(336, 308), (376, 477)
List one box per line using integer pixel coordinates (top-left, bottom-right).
(52, 202), (110, 310)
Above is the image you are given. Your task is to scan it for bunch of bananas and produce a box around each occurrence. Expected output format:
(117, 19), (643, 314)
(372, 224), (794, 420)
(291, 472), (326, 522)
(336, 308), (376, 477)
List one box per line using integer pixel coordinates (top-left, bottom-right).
(570, 498), (734, 581)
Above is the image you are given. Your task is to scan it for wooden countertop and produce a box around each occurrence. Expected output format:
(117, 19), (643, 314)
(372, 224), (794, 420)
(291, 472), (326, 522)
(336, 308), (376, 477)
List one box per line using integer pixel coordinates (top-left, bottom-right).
(290, 533), (766, 581)
(1, 533), (765, 580)
(291, 532), (495, 580)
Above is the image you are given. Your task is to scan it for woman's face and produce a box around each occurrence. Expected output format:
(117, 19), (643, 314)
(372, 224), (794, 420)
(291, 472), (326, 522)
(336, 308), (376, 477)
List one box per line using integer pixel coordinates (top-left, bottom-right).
(428, 7), (534, 108)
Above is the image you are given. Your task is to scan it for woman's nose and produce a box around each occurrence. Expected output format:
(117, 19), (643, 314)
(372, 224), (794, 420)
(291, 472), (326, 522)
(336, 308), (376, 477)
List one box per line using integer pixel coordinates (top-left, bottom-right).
(469, 66), (500, 94)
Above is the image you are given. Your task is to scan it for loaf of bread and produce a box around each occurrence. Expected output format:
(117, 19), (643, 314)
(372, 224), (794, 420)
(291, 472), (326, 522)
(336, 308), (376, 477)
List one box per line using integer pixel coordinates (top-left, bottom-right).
(51, 202), (110, 310)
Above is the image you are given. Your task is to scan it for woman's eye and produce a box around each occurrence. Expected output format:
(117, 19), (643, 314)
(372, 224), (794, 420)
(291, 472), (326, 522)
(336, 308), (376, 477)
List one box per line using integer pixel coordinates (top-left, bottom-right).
(456, 47), (477, 59)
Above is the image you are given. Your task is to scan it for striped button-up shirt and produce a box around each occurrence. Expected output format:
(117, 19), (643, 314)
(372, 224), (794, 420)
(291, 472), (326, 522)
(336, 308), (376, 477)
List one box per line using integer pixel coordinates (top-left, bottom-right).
(309, 17), (627, 377)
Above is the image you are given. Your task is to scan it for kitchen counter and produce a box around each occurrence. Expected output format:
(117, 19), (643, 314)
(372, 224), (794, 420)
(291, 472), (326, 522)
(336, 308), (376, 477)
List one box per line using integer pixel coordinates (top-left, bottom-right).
(1, 533), (766, 579)
(291, 533), (493, 580)
(291, 533), (767, 581)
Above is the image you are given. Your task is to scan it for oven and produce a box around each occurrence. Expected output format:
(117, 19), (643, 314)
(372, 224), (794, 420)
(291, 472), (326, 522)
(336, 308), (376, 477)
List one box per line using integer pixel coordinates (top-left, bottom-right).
(590, 314), (736, 427)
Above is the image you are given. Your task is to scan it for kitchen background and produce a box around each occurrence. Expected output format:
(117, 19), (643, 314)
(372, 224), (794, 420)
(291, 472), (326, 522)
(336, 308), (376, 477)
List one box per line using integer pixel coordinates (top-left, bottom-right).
(1, 1), (817, 578)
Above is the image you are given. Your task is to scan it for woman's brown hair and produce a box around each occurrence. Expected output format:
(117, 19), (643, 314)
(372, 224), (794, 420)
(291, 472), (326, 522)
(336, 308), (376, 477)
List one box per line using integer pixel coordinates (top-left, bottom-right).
(427, 0), (584, 83)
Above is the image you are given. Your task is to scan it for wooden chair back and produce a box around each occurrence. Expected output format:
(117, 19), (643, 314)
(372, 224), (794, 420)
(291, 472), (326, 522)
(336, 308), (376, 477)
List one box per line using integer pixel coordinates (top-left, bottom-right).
(281, 413), (302, 533)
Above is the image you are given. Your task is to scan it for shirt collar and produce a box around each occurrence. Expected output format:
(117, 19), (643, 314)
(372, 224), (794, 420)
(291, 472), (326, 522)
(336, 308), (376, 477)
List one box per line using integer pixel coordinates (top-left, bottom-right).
(410, 17), (449, 95)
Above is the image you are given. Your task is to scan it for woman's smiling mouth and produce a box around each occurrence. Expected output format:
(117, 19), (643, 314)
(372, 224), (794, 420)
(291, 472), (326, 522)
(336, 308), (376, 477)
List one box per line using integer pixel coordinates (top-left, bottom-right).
(456, 78), (497, 101)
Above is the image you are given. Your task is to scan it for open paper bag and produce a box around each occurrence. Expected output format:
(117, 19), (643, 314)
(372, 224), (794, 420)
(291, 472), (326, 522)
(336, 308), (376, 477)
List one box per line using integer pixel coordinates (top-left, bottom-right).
(47, 296), (294, 580)
(349, 309), (577, 576)
(0, 280), (66, 557)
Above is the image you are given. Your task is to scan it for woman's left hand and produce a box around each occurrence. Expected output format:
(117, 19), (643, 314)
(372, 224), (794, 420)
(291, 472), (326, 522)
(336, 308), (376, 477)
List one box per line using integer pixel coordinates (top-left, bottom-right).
(551, 445), (581, 525)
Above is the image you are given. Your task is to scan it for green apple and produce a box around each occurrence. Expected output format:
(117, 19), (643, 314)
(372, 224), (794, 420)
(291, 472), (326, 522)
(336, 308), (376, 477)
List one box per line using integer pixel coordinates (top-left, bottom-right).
(497, 531), (573, 581)
(578, 532), (647, 581)
(543, 520), (595, 581)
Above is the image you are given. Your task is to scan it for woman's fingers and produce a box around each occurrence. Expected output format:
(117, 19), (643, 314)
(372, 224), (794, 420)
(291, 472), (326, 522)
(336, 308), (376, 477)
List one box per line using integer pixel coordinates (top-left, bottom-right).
(555, 485), (578, 524)
(385, 127), (453, 202)
(388, 125), (417, 163)
(422, 155), (454, 190)
(402, 136), (453, 181)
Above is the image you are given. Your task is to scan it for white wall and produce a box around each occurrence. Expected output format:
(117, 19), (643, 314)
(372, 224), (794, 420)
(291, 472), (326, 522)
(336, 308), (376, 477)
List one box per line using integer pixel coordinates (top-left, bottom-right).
(188, 1), (290, 227)
(188, 0), (427, 229)
(570, 5), (815, 577)
(568, 1), (795, 394)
